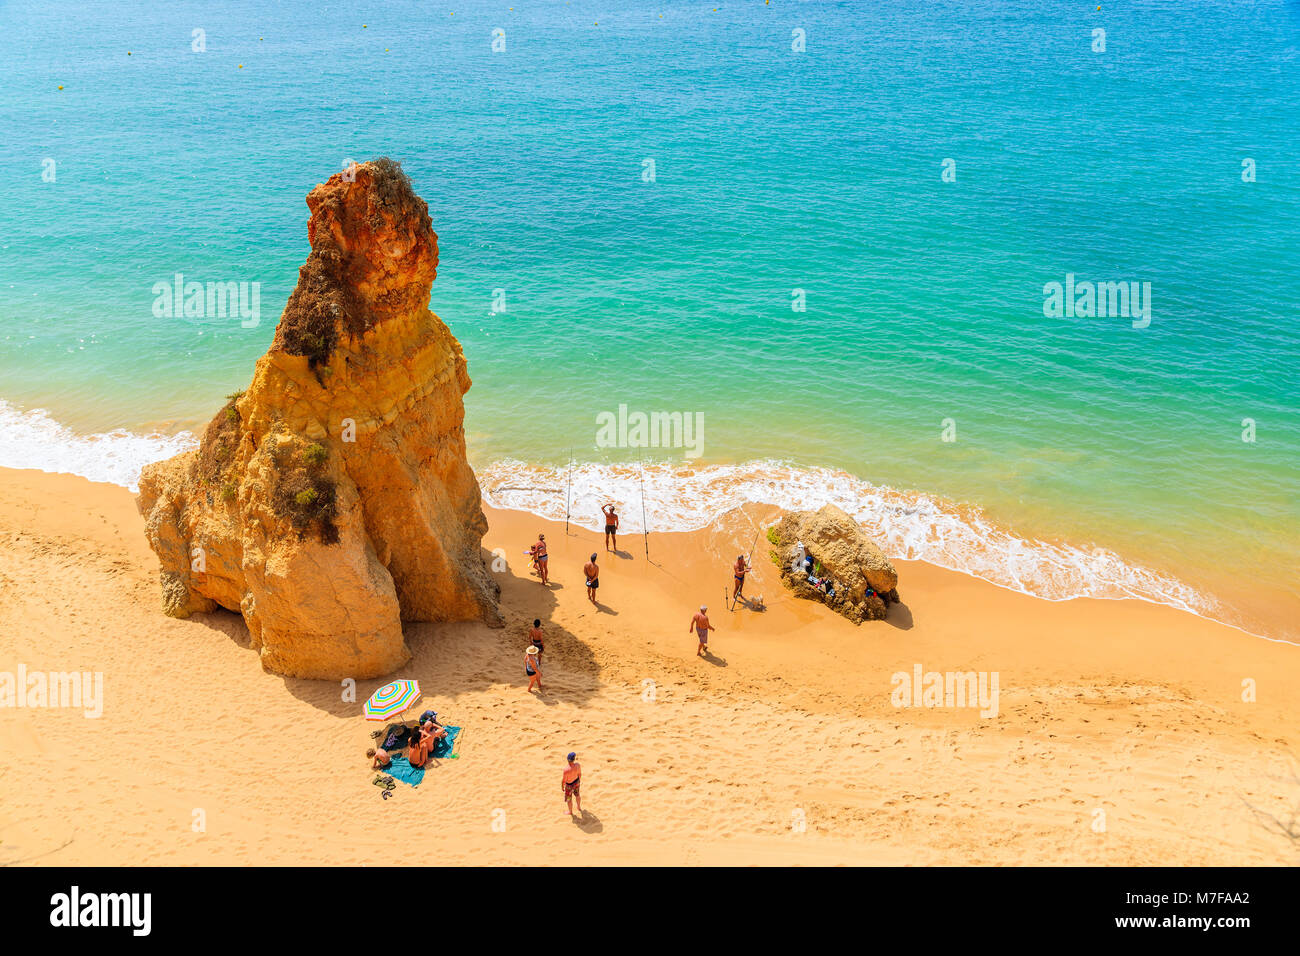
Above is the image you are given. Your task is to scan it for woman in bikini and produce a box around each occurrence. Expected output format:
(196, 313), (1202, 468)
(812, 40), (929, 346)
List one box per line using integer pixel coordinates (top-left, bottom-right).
(528, 619), (545, 660)
(525, 645), (542, 693)
(407, 728), (429, 769)
(530, 534), (549, 585)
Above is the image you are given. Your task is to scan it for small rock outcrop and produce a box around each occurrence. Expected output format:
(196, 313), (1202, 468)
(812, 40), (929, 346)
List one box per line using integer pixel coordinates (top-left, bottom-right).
(137, 158), (503, 679)
(769, 504), (901, 623)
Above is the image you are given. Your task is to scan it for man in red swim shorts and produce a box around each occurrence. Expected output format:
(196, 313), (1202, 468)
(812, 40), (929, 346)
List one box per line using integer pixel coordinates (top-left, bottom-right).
(562, 751), (582, 816)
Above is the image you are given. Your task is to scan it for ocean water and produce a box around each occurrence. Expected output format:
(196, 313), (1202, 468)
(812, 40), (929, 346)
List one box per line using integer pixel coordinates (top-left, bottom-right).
(1, 1), (1298, 641)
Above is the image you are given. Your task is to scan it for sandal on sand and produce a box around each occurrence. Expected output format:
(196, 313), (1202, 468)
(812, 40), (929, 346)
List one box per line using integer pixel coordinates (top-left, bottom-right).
(371, 775), (394, 789)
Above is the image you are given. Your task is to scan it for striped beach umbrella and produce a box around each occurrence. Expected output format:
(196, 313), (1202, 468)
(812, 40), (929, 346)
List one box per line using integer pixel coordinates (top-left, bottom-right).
(363, 680), (421, 722)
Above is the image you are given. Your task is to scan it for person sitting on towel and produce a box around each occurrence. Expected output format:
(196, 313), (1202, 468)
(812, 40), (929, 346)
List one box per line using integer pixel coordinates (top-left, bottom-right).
(420, 720), (447, 750)
(407, 732), (429, 769)
(420, 710), (447, 736)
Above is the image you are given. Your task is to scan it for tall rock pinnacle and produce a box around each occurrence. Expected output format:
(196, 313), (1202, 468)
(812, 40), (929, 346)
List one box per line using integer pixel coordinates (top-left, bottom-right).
(138, 159), (503, 679)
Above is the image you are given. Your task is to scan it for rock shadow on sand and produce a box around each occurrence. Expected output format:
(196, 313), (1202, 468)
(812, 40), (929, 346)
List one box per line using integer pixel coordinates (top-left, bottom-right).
(184, 548), (603, 716)
(191, 606), (254, 650)
(350, 558), (604, 717)
(885, 601), (915, 631)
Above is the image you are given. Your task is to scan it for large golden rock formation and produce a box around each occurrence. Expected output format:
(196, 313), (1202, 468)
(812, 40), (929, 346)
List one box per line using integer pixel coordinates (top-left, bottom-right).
(770, 504), (900, 623)
(137, 159), (503, 679)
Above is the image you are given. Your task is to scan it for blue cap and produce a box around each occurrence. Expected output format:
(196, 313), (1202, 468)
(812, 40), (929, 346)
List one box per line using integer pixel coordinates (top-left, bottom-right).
(567, 752), (577, 761)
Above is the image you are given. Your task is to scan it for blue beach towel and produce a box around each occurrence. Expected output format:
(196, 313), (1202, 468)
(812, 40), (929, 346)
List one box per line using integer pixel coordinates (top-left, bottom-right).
(381, 728), (462, 787)
(431, 726), (461, 759)
(383, 756), (426, 787)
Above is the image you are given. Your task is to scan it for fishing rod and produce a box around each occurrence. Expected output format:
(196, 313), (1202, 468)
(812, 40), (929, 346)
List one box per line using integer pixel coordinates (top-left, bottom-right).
(638, 454), (649, 560)
(564, 448), (573, 535)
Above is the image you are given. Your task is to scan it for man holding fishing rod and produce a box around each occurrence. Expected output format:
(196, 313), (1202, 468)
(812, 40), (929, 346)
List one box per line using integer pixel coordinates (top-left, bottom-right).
(729, 528), (759, 609)
(731, 553), (752, 606)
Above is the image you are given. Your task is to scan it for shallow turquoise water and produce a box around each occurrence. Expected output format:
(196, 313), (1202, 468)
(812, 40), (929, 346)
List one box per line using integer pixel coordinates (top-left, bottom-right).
(1, 1), (1297, 634)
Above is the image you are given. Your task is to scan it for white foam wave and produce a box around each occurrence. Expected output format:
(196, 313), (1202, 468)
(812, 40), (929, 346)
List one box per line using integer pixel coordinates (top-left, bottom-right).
(480, 458), (1221, 618)
(0, 403), (1230, 627)
(0, 401), (197, 493)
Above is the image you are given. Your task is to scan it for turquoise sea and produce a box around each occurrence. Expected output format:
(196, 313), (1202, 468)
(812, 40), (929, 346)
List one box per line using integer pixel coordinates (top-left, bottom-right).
(1, 1), (1298, 640)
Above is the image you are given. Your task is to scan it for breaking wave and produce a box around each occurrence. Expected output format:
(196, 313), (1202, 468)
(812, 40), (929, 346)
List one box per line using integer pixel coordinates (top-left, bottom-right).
(0, 401), (198, 493)
(480, 458), (1223, 619)
(0, 404), (1264, 638)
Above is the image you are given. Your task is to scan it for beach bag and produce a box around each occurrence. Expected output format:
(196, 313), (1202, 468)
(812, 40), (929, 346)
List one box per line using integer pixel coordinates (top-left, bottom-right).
(382, 724), (411, 751)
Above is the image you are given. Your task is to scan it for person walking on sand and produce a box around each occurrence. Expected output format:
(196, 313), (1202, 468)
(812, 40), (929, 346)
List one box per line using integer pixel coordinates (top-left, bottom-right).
(528, 619), (545, 659)
(602, 503), (619, 552)
(530, 533), (549, 585)
(690, 605), (715, 656)
(733, 553), (751, 602)
(584, 553), (600, 606)
(525, 645), (542, 693)
(562, 752), (582, 816)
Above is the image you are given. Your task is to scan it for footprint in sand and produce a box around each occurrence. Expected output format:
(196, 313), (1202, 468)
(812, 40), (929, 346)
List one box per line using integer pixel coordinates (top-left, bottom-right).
(0, 820), (76, 865)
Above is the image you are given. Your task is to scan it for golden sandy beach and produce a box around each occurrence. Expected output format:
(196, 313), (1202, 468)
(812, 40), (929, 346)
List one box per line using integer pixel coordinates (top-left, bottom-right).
(1, 466), (1296, 866)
